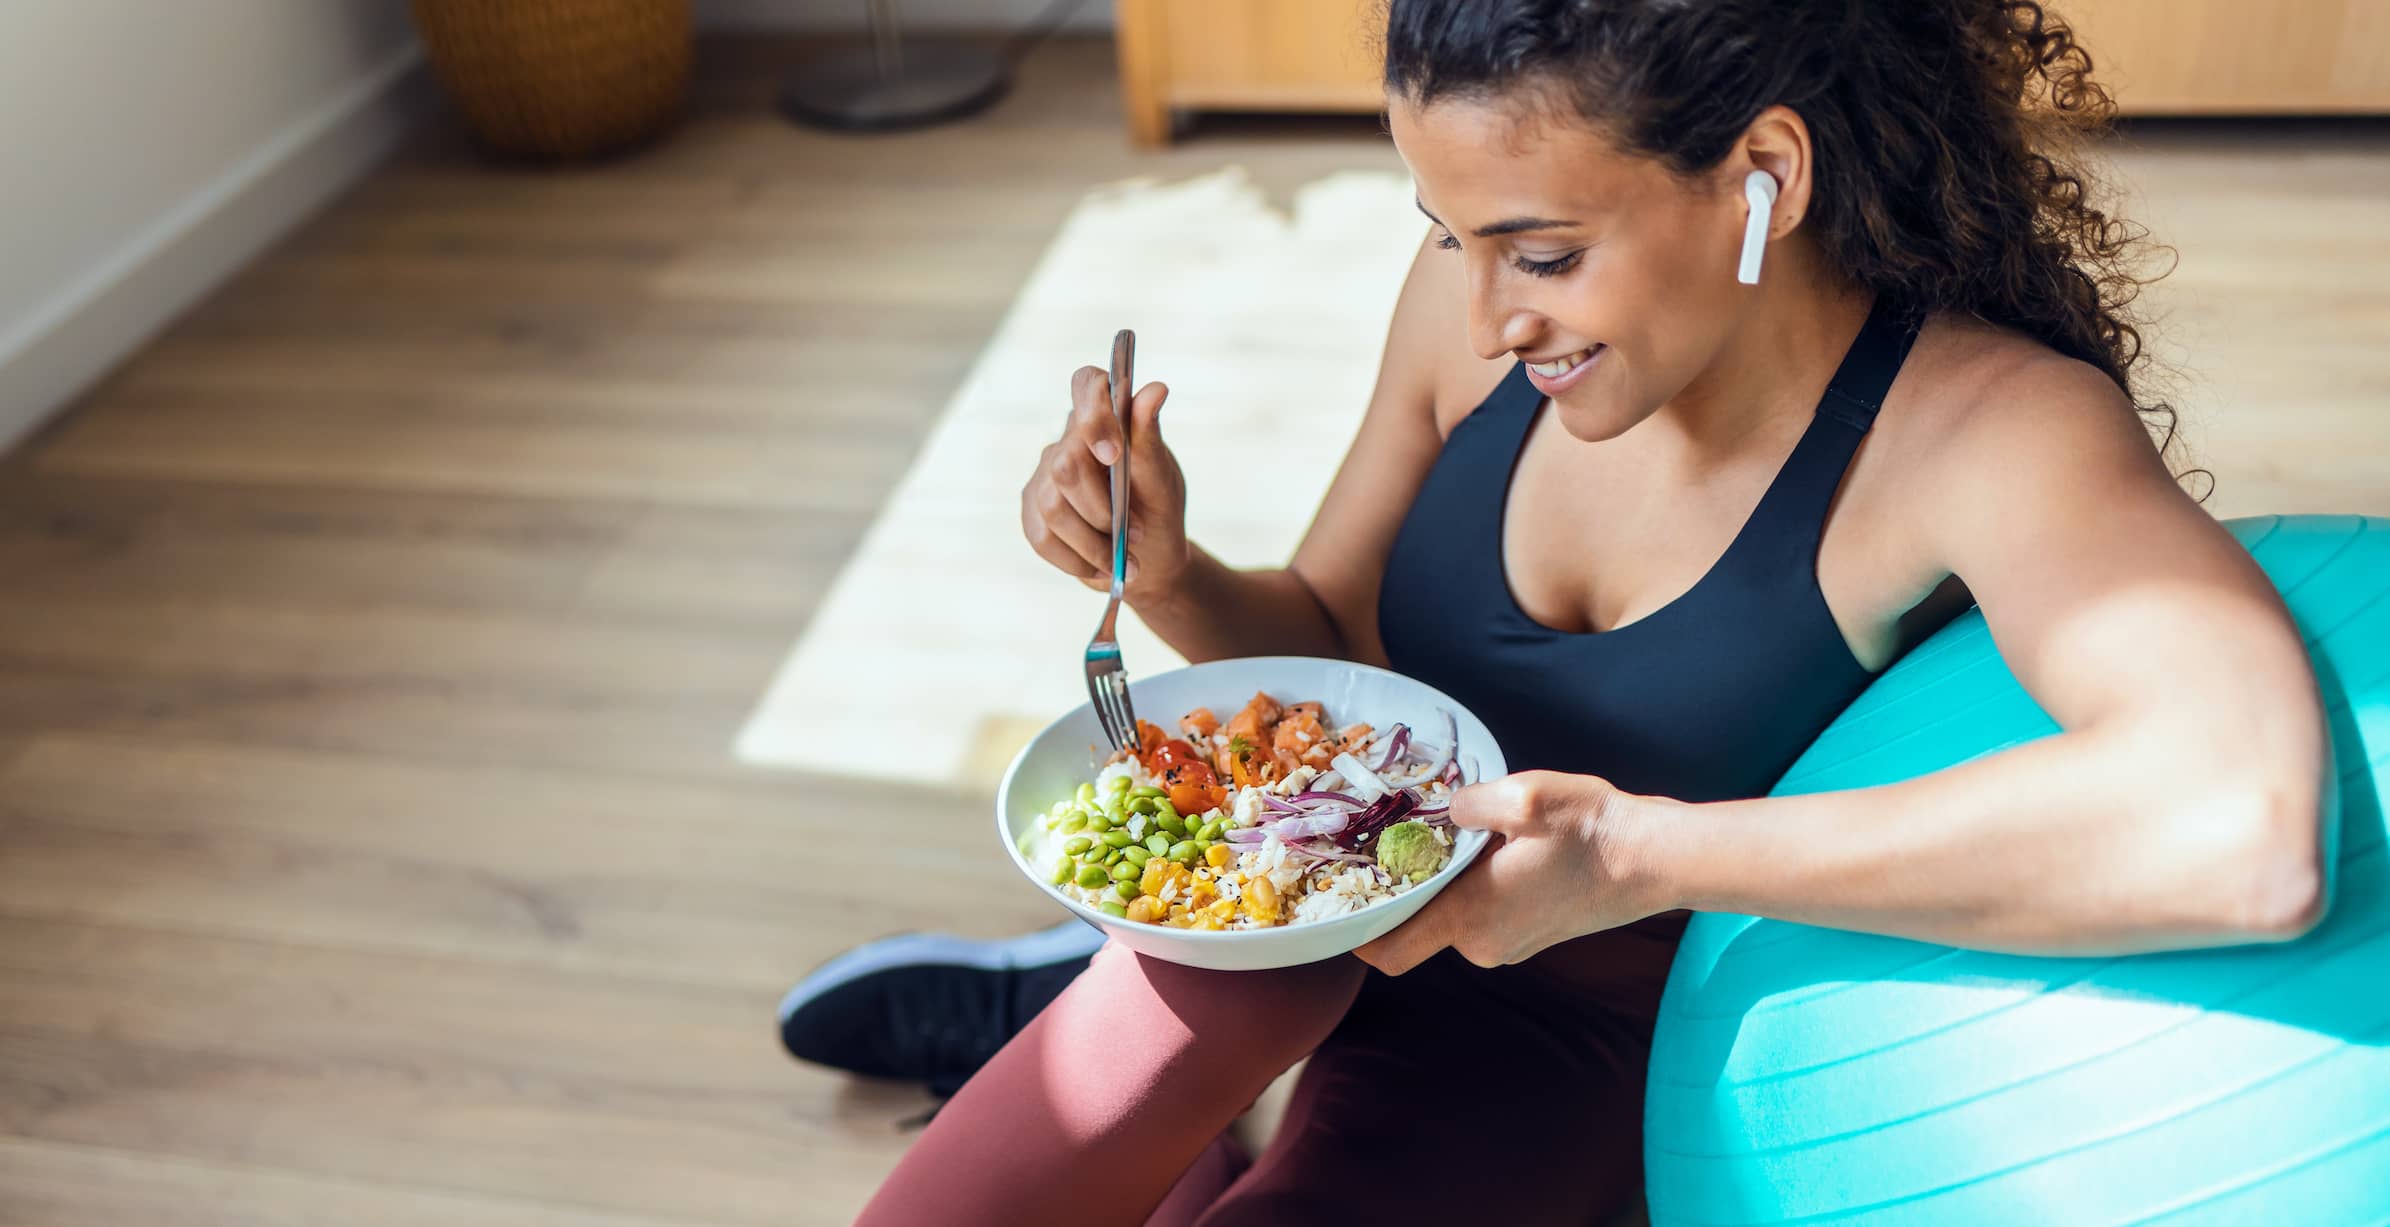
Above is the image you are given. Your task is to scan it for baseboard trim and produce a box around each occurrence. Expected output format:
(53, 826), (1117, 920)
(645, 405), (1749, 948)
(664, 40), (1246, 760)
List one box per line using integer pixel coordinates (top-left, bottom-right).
(0, 42), (431, 454)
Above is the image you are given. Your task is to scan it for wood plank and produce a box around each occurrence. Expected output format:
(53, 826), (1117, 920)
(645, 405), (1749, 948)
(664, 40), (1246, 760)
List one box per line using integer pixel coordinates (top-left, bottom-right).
(0, 916), (923, 1224)
(0, 1138), (734, 1227)
(0, 735), (1056, 991)
(0, 597), (786, 772)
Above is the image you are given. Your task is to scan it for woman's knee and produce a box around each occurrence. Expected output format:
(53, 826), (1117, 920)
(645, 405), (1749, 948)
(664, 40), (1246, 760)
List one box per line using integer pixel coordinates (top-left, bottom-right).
(1066, 943), (1365, 1062)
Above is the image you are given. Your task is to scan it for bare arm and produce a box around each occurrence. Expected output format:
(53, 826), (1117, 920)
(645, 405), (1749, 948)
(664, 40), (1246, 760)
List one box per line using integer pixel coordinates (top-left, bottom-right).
(1125, 233), (1464, 664)
(1637, 357), (2331, 952)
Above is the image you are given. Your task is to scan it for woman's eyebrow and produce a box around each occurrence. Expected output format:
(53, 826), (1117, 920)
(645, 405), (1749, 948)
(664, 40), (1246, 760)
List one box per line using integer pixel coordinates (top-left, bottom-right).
(1415, 199), (1580, 238)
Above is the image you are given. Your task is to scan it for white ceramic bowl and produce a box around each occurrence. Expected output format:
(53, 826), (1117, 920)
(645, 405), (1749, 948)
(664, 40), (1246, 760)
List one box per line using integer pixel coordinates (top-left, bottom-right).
(997, 656), (1508, 971)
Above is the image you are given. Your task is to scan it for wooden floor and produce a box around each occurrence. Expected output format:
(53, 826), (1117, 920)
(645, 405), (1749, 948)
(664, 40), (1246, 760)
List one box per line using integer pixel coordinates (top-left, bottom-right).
(0, 35), (2383, 1226)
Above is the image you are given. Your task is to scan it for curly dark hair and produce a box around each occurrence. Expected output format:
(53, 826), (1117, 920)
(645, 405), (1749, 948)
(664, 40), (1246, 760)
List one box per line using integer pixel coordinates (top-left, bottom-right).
(1382, 0), (2184, 461)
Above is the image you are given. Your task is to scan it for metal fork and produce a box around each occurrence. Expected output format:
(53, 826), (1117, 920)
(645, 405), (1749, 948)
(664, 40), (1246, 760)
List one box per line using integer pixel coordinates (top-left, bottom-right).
(1083, 329), (1141, 753)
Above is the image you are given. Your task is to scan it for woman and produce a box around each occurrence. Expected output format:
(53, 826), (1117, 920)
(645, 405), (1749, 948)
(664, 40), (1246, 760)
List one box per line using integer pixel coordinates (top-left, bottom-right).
(803, 2), (2329, 1222)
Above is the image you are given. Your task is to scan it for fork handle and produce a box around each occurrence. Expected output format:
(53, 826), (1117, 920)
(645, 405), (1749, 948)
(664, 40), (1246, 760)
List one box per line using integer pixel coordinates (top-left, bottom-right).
(1106, 329), (1135, 607)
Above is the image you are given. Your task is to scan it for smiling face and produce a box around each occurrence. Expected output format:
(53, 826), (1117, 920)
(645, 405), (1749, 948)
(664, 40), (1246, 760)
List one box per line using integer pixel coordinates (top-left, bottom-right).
(1390, 91), (1760, 442)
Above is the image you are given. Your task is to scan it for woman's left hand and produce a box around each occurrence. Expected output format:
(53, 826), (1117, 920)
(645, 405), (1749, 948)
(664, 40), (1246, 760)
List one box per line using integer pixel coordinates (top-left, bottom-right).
(1354, 771), (1668, 975)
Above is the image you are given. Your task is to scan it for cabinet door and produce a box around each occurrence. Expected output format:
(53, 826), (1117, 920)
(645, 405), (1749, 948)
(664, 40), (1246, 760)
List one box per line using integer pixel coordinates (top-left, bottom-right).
(2063, 0), (2390, 113)
(1133, 0), (1383, 111)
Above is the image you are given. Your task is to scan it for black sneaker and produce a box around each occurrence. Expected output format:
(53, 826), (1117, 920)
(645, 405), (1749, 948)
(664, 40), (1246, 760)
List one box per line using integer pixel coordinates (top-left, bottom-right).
(777, 920), (1105, 1098)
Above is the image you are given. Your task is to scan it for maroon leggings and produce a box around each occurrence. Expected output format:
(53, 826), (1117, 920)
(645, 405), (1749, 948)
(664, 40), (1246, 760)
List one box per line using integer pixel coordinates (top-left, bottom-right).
(855, 913), (1687, 1227)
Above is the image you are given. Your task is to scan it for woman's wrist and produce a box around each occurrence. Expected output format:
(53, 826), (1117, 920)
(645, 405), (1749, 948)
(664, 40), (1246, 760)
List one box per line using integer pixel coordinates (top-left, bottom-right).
(1124, 539), (1204, 615)
(1599, 788), (1702, 917)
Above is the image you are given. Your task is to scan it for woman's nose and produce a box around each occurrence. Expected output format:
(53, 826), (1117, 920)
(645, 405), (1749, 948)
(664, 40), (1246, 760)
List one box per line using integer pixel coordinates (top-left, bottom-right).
(1464, 272), (1539, 362)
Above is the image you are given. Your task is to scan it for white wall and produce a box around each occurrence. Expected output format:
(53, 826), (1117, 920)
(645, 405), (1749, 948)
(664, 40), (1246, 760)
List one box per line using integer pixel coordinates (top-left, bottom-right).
(0, 2), (425, 451)
(697, 0), (1114, 32)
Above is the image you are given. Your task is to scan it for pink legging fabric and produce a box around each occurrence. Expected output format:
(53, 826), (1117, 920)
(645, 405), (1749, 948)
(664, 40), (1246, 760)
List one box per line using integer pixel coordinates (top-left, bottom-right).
(855, 912), (1688, 1227)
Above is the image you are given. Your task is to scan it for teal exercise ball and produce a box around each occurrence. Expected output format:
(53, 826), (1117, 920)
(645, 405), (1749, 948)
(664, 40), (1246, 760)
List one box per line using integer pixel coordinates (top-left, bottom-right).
(1645, 515), (2390, 1225)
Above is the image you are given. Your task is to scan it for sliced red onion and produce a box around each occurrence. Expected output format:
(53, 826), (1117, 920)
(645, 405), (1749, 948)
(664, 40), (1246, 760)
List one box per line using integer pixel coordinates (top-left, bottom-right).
(1224, 827), (1272, 845)
(1289, 790), (1362, 809)
(1410, 804), (1450, 819)
(1263, 811), (1350, 840)
(1331, 752), (1391, 801)
(1374, 724), (1411, 773)
(1260, 794), (1306, 816)
(1380, 709), (1459, 790)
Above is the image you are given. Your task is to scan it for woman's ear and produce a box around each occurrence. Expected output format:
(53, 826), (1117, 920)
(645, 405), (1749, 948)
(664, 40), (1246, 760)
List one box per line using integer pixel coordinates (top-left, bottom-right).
(1737, 104), (1815, 242)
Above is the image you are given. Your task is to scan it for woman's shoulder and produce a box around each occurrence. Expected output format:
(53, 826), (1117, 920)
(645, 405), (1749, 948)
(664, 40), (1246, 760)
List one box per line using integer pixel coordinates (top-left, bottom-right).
(1880, 311), (2169, 495)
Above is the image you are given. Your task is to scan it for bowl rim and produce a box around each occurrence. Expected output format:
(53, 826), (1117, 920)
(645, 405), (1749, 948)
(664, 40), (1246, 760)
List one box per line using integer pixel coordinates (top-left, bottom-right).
(995, 654), (1508, 942)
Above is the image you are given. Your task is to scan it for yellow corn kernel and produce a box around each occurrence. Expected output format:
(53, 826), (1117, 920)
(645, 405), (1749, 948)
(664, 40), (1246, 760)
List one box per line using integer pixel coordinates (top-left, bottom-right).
(1207, 898), (1238, 922)
(1204, 843), (1234, 869)
(1139, 859), (1170, 896)
(1243, 875), (1281, 923)
(1125, 895), (1164, 925)
(1189, 882), (1219, 909)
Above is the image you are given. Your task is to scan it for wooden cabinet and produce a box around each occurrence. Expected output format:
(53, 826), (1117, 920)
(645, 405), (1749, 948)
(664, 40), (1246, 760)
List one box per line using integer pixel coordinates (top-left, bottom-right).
(1113, 0), (1382, 144)
(1113, 0), (2390, 144)
(2064, 0), (2390, 114)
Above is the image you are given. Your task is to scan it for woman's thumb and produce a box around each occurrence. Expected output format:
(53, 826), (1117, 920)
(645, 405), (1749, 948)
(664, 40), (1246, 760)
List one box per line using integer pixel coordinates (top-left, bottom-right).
(1130, 381), (1168, 449)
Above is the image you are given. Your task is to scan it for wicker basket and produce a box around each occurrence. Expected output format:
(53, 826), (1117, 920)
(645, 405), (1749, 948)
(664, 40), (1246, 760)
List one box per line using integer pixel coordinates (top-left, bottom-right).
(410, 0), (691, 160)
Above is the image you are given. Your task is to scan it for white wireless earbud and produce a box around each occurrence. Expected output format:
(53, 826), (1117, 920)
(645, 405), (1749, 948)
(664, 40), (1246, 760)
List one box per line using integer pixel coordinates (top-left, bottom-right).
(1737, 170), (1779, 285)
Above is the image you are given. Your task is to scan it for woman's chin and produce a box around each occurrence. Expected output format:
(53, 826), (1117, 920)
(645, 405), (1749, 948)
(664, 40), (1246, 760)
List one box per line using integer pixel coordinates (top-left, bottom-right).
(1551, 395), (1648, 443)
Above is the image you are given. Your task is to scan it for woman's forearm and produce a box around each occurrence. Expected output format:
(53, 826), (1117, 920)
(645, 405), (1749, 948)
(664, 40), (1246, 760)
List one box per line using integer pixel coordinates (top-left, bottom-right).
(1129, 544), (1353, 665)
(1631, 719), (2328, 955)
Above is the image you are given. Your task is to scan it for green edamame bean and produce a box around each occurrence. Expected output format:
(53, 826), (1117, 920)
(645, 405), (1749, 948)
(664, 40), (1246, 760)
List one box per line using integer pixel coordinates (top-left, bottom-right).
(1169, 839), (1201, 864)
(1076, 782), (1097, 806)
(1107, 774), (1132, 794)
(1062, 836), (1094, 856)
(1112, 880), (1142, 902)
(1111, 860), (1142, 883)
(1141, 833), (1167, 856)
(1084, 812), (1113, 833)
(1196, 819), (1223, 840)
(1056, 813), (1088, 834)
(1122, 846), (1153, 866)
(1128, 796), (1159, 816)
(1049, 857), (1073, 885)
(1100, 901), (1129, 918)
(1153, 797), (1179, 822)
(1100, 829), (1135, 848)
(1075, 863), (1109, 889)
(1130, 784), (1165, 799)
(1155, 811), (1186, 836)
(1104, 848), (1125, 866)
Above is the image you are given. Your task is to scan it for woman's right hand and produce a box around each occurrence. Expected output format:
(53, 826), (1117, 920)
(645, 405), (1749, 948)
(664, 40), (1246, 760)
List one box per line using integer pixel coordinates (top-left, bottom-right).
(1021, 365), (1188, 602)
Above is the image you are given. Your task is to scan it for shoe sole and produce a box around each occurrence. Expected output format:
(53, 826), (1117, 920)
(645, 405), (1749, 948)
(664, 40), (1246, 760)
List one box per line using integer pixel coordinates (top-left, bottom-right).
(776, 920), (1108, 1023)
